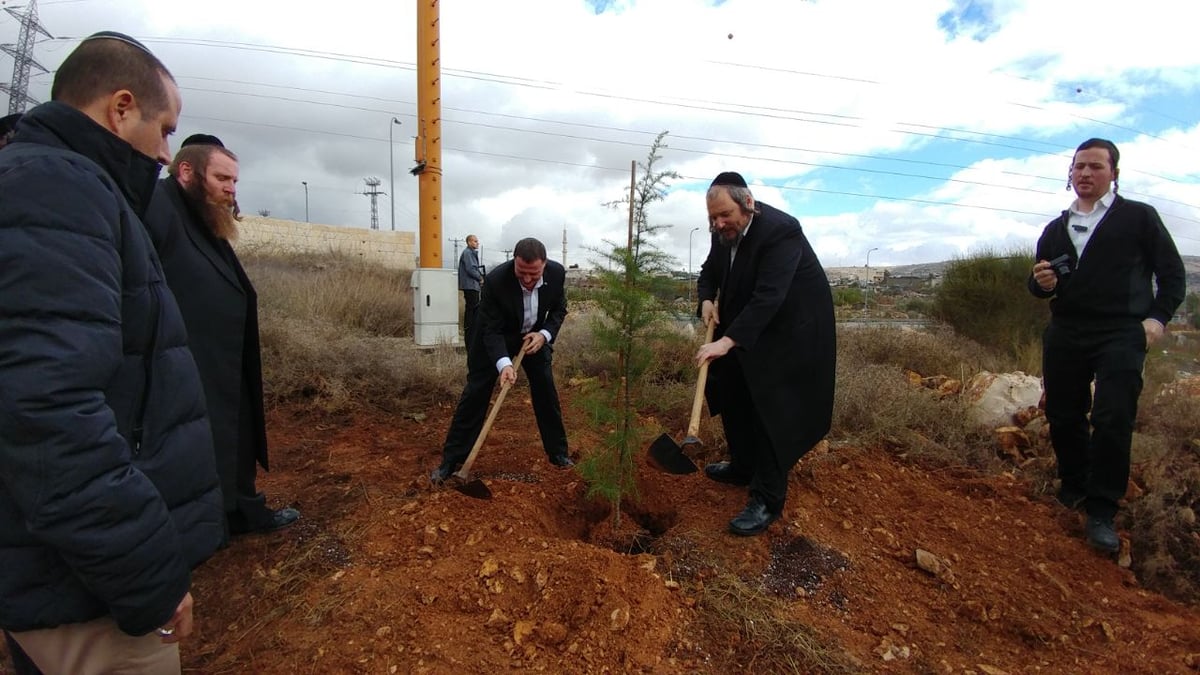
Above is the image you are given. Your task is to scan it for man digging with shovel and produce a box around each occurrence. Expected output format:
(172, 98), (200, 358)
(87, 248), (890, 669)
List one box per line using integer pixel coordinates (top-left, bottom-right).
(694, 172), (836, 536)
(431, 237), (573, 488)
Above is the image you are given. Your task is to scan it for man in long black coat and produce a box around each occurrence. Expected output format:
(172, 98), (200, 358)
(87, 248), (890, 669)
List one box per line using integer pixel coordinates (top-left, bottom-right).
(696, 172), (836, 536)
(431, 237), (573, 482)
(144, 135), (300, 537)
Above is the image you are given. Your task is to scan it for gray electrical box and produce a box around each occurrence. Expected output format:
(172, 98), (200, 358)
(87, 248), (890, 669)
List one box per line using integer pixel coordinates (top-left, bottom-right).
(411, 268), (460, 345)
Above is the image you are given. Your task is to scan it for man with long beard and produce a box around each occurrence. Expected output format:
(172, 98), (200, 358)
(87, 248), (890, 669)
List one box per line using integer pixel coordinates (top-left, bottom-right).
(145, 135), (300, 540)
(695, 171), (836, 536)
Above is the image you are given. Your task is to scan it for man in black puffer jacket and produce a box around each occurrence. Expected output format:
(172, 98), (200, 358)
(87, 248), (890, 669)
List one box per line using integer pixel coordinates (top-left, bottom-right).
(0, 32), (223, 674)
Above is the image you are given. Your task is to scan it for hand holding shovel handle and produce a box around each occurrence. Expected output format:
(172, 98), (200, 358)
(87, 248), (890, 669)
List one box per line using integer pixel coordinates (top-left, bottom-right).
(454, 348), (525, 482)
(682, 310), (717, 447)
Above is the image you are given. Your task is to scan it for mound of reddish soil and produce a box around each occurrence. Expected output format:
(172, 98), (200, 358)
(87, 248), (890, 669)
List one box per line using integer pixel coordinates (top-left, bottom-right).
(6, 388), (1199, 673)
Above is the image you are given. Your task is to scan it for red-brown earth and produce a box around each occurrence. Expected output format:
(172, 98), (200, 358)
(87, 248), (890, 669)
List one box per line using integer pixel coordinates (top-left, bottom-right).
(6, 386), (1199, 674)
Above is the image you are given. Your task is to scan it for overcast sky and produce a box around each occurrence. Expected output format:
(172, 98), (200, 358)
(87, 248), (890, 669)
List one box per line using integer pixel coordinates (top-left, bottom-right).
(5, 0), (1198, 271)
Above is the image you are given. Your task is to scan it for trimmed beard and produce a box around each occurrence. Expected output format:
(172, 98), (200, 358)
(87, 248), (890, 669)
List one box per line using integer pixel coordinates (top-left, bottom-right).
(183, 176), (239, 241)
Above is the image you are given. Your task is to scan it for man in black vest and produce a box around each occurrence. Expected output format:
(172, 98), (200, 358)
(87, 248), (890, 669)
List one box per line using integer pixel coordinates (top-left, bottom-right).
(144, 135), (300, 538)
(1029, 138), (1185, 553)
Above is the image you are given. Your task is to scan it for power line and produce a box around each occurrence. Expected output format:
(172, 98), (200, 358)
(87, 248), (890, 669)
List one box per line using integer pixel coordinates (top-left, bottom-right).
(179, 113), (1200, 236)
(170, 74), (1200, 212)
(173, 82), (1200, 213)
(22, 34), (1194, 237)
(27, 33), (1199, 191)
(92, 35), (1193, 169)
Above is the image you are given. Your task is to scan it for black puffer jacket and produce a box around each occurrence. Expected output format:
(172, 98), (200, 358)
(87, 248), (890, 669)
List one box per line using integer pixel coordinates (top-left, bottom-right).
(0, 102), (224, 635)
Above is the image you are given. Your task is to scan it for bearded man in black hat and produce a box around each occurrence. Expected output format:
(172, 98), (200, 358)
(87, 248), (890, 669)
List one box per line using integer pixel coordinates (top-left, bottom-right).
(694, 171), (836, 536)
(144, 134), (300, 540)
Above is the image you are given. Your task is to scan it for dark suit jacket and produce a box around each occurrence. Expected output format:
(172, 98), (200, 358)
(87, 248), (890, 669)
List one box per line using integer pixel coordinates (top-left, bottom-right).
(696, 201), (836, 464)
(470, 258), (567, 367)
(144, 179), (269, 511)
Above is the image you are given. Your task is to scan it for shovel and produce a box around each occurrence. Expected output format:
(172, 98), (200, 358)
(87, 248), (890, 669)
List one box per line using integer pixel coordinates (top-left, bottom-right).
(451, 349), (525, 499)
(647, 313), (717, 474)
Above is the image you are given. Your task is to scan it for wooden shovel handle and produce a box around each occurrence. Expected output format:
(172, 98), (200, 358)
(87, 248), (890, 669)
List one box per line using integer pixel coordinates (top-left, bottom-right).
(686, 312), (718, 438)
(456, 349), (525, 479)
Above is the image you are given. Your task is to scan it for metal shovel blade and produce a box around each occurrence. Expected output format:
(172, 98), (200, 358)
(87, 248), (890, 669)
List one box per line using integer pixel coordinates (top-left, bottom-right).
(452, 476), (492, 500)
(648, 433), (698, 474)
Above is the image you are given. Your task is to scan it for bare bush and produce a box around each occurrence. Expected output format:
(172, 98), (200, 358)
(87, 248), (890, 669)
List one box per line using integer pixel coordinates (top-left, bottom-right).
(833, 362), (994, 469)
(258, 317), (461, 413)
(243, 248), (413, 337)
(931, 249), (1049, 366)
(1127, 444), (1200, 605)
(838, 325), (1013, 379)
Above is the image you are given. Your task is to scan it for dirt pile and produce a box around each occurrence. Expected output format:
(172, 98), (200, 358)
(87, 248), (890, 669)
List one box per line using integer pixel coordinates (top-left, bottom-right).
(5, 394), (1198, 673)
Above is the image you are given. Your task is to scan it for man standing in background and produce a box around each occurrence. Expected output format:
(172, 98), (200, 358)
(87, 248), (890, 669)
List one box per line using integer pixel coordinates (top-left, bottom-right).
(1029, 137), (1185, 554)
(144, 134), (301, 539)
(459, 234), (484, 346)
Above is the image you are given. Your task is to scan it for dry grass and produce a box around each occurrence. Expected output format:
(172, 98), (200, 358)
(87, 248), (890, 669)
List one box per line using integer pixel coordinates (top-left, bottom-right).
(696, 574), (860, 674)
(242, 246), (413, 337)
(241, 248), (458, 413)
(258, 318), (461, 412)
(833, 361), (996, 470)
(1126, 445), (1200, 604)
(838, 325), (1016, 379)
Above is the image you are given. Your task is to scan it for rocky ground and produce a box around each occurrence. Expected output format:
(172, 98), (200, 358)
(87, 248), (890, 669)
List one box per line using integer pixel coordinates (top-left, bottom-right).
(5, 388), (1198, 674)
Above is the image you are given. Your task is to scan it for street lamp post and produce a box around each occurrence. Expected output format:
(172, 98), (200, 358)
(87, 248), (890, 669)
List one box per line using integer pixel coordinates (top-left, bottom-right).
(388, 117), (402, 231)
(301, 181), (309, 222)
(865, 247), (879, 312)
(688, 226), (701, 305)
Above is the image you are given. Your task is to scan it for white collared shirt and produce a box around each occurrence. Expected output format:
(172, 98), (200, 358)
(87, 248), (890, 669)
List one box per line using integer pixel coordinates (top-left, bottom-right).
(1067, 190), (1114, 257)
(496, 275), (553, 373)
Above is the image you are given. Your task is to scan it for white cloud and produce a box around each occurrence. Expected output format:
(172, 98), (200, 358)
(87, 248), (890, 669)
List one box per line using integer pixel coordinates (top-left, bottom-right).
(6, 0), (1197, 270)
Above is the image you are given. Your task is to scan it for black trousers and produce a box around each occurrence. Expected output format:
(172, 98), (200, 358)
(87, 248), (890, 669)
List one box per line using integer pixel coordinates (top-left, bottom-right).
(441, 344), (568, 466)
(717, 361), (788, 513)
(462, 289), (480, 347)
(1043, 321), (1145, 520)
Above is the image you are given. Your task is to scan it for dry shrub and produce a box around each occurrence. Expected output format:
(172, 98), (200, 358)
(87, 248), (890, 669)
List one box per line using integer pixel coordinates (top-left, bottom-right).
(554, 312), (608, 379)
(931, 249), (1050, 363)
(259, 317), (461, 413)
(833, 362), (994, 469)
(556, 311), (699, 418)
(1126, 444), (1200, 605)
(242, 247), (413, 337)
(1138, 392), (1200, 448)
(697, 574), (858, 674)
(838, 325), (1013, 379)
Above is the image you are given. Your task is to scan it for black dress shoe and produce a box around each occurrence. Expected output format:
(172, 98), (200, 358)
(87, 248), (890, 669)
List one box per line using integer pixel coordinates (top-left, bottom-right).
(728, 499), (779, 536)
(704, 461), (750, 486)
(430, 462), (457, 484)
(549, 453), (575, 468)
(1085, 516), (1120, 553)
(230, 507), (300, 535)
